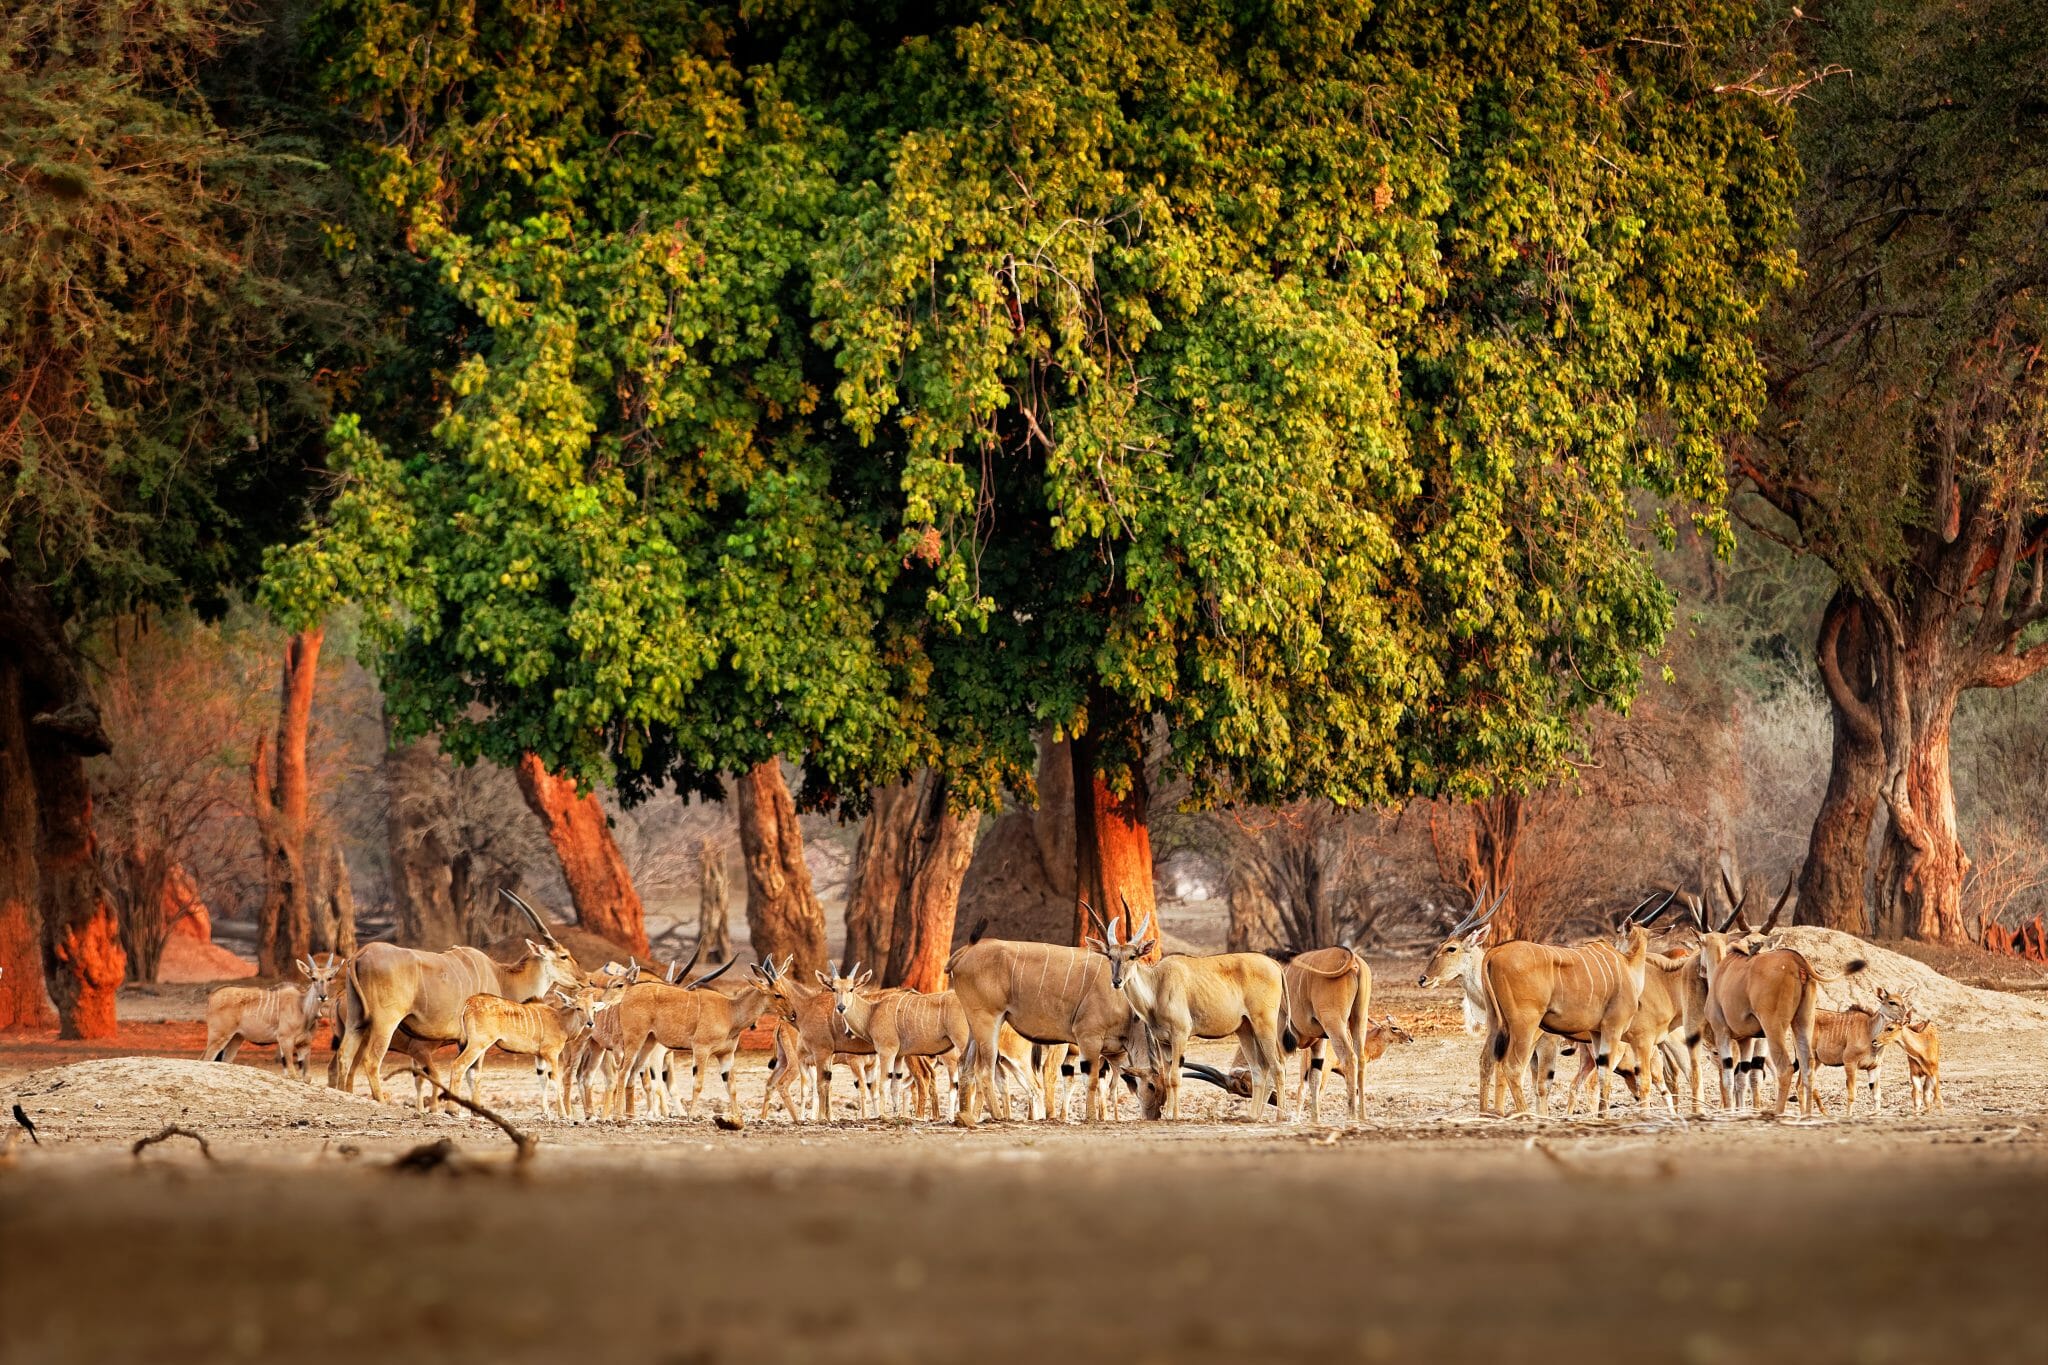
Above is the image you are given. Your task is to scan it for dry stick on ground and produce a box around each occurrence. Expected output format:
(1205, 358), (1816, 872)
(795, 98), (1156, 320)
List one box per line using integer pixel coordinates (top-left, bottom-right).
(132, 1125), (214, 1161)
(404, 1064), (537, 1165)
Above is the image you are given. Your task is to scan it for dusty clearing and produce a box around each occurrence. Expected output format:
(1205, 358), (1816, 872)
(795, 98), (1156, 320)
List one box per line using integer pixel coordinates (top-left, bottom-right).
(2, 962), (2046, 1363)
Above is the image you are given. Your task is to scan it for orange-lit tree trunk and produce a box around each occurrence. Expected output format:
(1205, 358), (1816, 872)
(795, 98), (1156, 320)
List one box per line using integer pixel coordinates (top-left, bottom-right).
(881, 772), (979, 992)
(1069, 725), (1157, 951)
(31, 738), (125, 1038)
(1796, 592), (1883, 932)
(842, 780), (918, 975)
(514, 753), (649, 956)
(697, 838), (730, 964)
(734, 760), (827, 977)
(253, 628), (321, 976)
(0, 658), (55, 1029)
(1431, 794), (1525, 943)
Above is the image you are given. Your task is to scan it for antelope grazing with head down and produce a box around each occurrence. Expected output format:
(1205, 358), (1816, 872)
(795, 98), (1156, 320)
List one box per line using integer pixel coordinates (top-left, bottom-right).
(331, 891), (583, 1104)
(203, 954), (343, 1079)
(1898, 1014), (1943, 1113)
(1480, 891), (1683, 1117)
(1695, 874), (1864, 1117)
(1086, 903), (1291, 1121)
(947, 916), (1143, 1124)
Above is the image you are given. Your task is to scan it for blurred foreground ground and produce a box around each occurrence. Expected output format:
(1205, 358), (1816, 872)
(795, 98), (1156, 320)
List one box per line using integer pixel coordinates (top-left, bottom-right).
(2, 954), (2045, 1364)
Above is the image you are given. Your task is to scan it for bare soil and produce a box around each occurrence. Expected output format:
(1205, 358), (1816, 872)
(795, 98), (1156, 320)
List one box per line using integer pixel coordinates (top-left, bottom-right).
(2, 957), (2045, 1364)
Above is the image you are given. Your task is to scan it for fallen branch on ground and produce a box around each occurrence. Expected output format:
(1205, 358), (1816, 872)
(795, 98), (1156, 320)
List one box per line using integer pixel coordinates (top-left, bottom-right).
(133, 1125), (214, 1161)
(405, 1066), (537, 1164)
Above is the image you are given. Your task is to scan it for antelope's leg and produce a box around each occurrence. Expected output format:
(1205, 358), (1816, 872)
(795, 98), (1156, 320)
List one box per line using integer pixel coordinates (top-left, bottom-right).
(1499, 1026), (1537, 1117)
(354, 1013), (404, 1105)
(1765, 1031), (1795, 1118)
(1304, 1040), (1325, 1124)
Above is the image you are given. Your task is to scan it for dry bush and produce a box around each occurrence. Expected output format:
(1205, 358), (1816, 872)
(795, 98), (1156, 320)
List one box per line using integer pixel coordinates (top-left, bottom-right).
(89, 614), (275, 979)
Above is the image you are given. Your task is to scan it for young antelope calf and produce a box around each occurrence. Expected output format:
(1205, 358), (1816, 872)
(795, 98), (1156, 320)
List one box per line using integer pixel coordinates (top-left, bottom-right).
(450, 988), (602, 1118)
(1806, 995), (1909, 1117)
(202, 955), (343, 1079)
(1898, 1017), (1944, 1113)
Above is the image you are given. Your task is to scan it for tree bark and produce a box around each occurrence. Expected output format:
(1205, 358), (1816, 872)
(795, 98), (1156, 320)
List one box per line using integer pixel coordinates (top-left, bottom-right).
(1225, 866), (1277, 953)
(1797, 591), (1883, 932)
(31, 736), (125, 1038)
(254, 628), (321, 976)
(1033, 731), (1077, 901)
(882, 773), (979, 992)
(383, 726), (462, 949)
(0, 658), (55, 1029)
(842, 780), (919, 975)
(1875, 693), (1970, 942)
(1431, 795), (1525, 942)
(514, 753), (649, 955)
(312, 835), (357, 960)
(1069, 725), (1157, 949)
(697, 838), (729, 964)
(734, 760), (827, 976)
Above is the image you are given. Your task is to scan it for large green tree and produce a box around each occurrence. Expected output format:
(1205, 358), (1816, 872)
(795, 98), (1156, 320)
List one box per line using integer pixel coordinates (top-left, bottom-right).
(2, 0), (344, 1032)
(1743, 0), (2047, 942)
(279, 0), (1794, 947)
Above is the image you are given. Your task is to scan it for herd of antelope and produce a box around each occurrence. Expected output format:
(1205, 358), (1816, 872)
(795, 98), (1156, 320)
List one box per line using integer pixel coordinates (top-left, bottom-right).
(200, 883), (1946, 1127)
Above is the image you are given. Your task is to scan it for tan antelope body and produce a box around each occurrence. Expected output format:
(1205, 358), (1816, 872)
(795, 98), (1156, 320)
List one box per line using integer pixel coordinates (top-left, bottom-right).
(1104, 943), (1291, 1122)
(830, 979), (970, 1118)
(762, 969), (880, 1120)
(449, 989), (603, 1118)
(947, 921), (1141, 1124)
(1899, 1020), (1944, 1113)
(1276, 947), (1373, 1123)
(1806, 997), (1908, 1117)
(1418, 887), (1580, 1114)
(612, 968), (777, 1119)
(1483, 929), (1665, 1117)
(333, 895), (581, 1105)
(1697, 930), (1863, 1118)
(203, 955), (342, 1079)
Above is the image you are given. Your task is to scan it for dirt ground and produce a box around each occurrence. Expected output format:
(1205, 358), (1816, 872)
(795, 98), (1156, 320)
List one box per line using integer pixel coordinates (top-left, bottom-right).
(2, 959), (2046, 1364)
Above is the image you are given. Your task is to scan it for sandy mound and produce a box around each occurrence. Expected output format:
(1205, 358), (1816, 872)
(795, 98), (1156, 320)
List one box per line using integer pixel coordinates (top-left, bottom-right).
(1, 1056), (397, 1134)
(1773, 926), (2048, 1032)
(155, 934), (256, 983)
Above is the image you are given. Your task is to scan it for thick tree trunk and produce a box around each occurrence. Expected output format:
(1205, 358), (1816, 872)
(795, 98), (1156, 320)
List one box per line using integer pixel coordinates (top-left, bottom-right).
(1069, 727), (1157, 948)
(514, 753), (650, 955)
(1876, 695), (1970, 943)
(383, 726), (462, 949)
(883, 773), (979, 992)
(0, 659), (55, 1029)
(1033, 732), (1077, 901)
(1797, 591), (1883, 931)
(31, 737), (124, 1038)
(842, 780), (917, 975)
(254, 629), (321, 976)
(312, 835), (357, 960)
(1430, 795), (1524, 942)
(734, 760), (827, 976)
(697, 838), (730, 964)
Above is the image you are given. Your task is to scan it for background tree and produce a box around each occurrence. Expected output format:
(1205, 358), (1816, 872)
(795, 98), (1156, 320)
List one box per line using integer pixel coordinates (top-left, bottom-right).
(514, 754), (651, 955)
(277, 0), (1795, 963)
(2, 0), (345, 1032)
(251, 628), (322, 975)
(1742, 0), (2048, 941)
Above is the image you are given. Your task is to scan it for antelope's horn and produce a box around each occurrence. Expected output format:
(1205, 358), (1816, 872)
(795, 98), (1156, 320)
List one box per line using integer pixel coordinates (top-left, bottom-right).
(1081, 898), (1110, 942)
(1180, 1062), (1230, 1091)
(686, 957), (736, 990)
(499, 888), (555, 939)
(671, 937), (705, 985)
(1763, 870), (1796, 931)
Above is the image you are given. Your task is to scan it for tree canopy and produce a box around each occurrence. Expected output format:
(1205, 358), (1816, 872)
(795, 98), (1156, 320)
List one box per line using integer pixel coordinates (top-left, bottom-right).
(273, 0), (1797, 816)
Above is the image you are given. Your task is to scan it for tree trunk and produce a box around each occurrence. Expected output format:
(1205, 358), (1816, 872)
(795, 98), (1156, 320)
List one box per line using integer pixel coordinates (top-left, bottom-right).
(842, 780), (919, 975)
(312, 835), (357, 961)
(697, 838), (729, 964)
(0, 658), (55, 1029)
(1033, 731), (1077, 901)
(1225, 866), (1277, 953)
(883, 773), (979, 992)
(383, 726), (462, 949)
(1876, 693), (1971, 943)
(254, 628), (321, 976)
(514, 753), (649, 955)
(1430, 795), (1524, 942)
(1069, 726), (1157, 948)
(734, 760), (827, 976)
(111, 843), (174, 984)
(1797, 591), (1883, 931)
(30, 736), (125, 1038)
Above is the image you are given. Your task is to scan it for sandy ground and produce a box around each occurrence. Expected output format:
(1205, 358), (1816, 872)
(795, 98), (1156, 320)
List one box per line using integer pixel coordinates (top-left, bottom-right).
(2, 963), (2046, 1363)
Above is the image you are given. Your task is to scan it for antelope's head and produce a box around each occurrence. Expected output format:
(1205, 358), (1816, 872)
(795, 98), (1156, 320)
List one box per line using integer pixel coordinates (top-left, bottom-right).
(1368, 1014), (1415, 1049)
(296, 953), (344, 1010)
(523, 937), (583, 995)
(1082, 898), (1155, 990)
(1419, 883), (1505, 987)
(820, 964), (874, 1020)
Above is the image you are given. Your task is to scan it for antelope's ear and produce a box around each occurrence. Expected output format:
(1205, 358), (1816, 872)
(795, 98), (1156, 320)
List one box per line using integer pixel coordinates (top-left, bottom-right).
(855, 969), (872, 987)
(815, 971), (832, 988)
(1136, 939), (1156, 957)
(1083, 937), (1104, 953)
(295, 958), (313, 978)
(525, 938), (543, 956)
